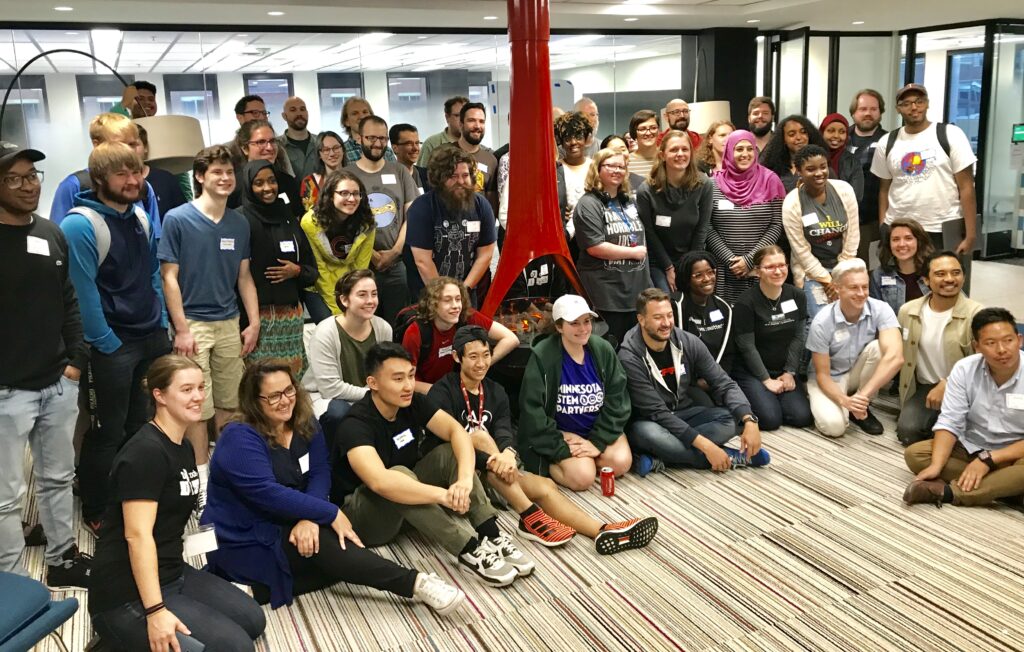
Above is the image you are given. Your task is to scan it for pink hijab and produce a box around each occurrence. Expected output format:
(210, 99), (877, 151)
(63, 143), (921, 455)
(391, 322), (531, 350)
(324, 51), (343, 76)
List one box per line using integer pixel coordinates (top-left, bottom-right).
(715, 129), (786, 207)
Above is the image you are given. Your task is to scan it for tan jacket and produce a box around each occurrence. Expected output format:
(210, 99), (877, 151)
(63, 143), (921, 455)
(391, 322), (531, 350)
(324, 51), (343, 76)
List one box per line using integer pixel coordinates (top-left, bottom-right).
(781, 179), (860, 287)
(897, 293), (982, 407)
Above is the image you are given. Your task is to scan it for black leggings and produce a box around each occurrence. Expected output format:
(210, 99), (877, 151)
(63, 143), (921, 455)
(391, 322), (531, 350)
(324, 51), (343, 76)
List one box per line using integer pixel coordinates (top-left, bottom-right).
(252, 524), (418, 605)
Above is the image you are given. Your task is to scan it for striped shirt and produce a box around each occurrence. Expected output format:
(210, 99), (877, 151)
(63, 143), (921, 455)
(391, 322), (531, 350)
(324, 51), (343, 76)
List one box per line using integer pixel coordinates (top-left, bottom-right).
(704, 183), (783, 304)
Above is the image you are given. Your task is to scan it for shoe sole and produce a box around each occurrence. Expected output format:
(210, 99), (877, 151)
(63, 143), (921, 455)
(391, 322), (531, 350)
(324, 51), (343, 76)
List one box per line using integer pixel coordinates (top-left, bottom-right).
(517, 527), (575, 548)
(595, 517), (659, 555)
(427, 589), (466, 616)
(509, 560), (536, 577)
(458, 561), (517, 587)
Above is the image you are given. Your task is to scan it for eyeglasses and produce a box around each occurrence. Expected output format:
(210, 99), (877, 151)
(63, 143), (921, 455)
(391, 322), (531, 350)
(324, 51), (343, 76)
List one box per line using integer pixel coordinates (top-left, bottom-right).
(362, 135), (388, 145)
(259, 385), (296, 406)
(666, 109), (690, 117)
(335, 190), (362, 200)
(636, 125), (659, 135)
(396, 140), (423, 147)
(601, 164), (626, 172)
(320, 146), (343, 155)
(759, 263), (789, 273)
(897, 98), (927, 109)
(2, 170), (43, 190)
(247, 139), (277, 149)
(243, 109), (271, 118)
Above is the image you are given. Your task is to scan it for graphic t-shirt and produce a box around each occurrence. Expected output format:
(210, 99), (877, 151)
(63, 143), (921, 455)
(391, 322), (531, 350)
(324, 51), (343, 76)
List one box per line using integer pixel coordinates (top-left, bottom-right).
(574, 191), (648, 313)
(402, 311), (494, 384)
(406, 191), (498, 282)
(799, 184), (849, 269)
(554, 347), (605, 437)
(426, 373), (515, 470)
(733, 284), (807, 376)
(648, 344), (677, 395)
(347, 161), (418, 251)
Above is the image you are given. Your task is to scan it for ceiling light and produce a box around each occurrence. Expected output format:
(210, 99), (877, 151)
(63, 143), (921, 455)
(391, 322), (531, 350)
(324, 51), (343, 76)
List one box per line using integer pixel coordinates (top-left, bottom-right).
(91, 29), (123, 65)
(483, 16), (498, 20)
(852, 20), (865, 25)
(54, 5), (73, 11)
(267, 10), (284, 16)
(746, 19), (760, 23)
(65, 31), (79, 35)
(624, 17), (639, 22)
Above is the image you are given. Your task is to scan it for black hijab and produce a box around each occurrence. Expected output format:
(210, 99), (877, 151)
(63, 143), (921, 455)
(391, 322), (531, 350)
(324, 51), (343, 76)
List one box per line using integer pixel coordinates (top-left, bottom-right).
(239, 160), (290, 223)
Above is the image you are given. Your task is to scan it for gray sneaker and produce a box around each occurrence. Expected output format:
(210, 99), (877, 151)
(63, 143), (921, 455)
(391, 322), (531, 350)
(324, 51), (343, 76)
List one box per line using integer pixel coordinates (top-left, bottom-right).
(413, 572), (465, 615)
(482, 533), (535, 577)
(458, 541), (517, 587)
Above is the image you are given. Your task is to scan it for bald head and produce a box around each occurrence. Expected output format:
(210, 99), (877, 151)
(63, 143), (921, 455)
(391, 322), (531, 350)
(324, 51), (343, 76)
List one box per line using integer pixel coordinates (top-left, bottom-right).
(665, 99), (691, 131)
(574, 97), (599, 132)
(282, 96), (309, 132)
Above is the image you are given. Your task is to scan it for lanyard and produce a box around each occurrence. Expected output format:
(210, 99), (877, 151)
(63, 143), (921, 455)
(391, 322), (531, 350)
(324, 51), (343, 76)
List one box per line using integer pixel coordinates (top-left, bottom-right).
(460, 379), (485, 431)
(608, 200), (634, 234)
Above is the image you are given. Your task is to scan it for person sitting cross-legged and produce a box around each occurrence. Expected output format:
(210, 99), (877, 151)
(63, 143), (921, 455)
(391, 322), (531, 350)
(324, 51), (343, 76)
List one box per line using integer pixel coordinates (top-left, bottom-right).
(903, 308), (1024, 507)
(330, 342), (529, 587)
(620, 288), (767, 476)
(429, 325), (659, 555)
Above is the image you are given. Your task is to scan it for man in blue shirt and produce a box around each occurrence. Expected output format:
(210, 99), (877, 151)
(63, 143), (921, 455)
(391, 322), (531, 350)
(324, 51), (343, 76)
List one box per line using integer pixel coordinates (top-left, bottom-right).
(807, 258), (904, 437)
(904, 308), (1024, 507)
(61, 142), (170, 532)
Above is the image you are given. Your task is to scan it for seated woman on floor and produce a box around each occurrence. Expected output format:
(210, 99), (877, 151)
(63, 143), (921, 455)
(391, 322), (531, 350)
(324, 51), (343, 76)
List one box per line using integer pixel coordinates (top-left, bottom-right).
(200, 359), (465, 615)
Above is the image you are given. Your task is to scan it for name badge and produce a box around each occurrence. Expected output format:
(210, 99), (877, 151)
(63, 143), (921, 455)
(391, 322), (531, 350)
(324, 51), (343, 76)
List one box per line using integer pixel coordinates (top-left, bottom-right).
(848, 145), (858, 154)
(220, 238), (235, 251)
(781, 299), (798, 314)
(540, 263), (549, 275)
(802, 213), (819, 227)
(393, 429), (414, 449)
(381, 174), (397, 185)
(881, 276), (897, 286)
(835, 329), (850, 343)
(280, 240), (296, 253)
(299, 453), (310, 474)
(655, 215), (672, 228)
(709, 309), (723, 322)
(26, 236), (50, 256)
(718, 199), (735, 211)
(417, 187), (425, 195)
(1006, 394), (1024, 410)
(477, 162), (489, 174)
(466, 220), (481, 233)
(903, 326), (911, 341)
(438, 344), (453, 358)
(183, 525), (218, 557)
(278, 193), (290, 205)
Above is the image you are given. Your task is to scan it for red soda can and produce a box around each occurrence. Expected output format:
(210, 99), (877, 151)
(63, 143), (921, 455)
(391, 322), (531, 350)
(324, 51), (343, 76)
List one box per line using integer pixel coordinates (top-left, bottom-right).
(600, 467), (615, 497)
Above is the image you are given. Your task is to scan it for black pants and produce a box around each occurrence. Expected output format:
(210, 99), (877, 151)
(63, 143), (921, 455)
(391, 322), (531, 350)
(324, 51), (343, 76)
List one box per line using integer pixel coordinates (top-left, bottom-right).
(78, 329), (171, 521)
(599, 311), (637, 349)
(375, 262), (411, 327)
(251, 524), (418, 605)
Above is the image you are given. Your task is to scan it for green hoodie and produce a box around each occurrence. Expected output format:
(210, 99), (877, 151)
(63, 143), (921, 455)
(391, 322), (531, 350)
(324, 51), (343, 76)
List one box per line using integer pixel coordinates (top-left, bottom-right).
(517, 333), (631, 476)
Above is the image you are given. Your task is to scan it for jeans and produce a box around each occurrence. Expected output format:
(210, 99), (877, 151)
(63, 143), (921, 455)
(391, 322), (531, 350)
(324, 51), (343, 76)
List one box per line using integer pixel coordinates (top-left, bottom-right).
(650, 266), (670, 293)
(375, 262), (411, 326)
(803, 275), (832, 322)
(79, 329), (171, 521)
(91, 565), (266, 652)
(732, 369), (813, 431)
(628, 405), (739, 468)
(303, 290), (332, 324)
(0, 376), (79, 571)
(896, 382), (938, 446)
(318, 398), (352, 452)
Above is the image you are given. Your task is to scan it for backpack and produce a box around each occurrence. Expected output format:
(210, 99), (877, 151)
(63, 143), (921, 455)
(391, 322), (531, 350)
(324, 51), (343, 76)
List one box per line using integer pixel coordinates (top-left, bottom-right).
(66, 205), (151, 266)
(884, 122), (950, 158)
(392, 304), (466, 364)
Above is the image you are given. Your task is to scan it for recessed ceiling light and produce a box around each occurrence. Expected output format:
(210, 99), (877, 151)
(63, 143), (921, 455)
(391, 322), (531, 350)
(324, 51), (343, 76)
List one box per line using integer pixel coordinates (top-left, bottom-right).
(54, 5), (73, 10)
(65, 31), (79, 35)
(267, 10), (284, 16)
(483, 15), (498, 20)
(624, 17), (639, 22)
(852, 20), (865, 25)
(746, 19), (760, 23)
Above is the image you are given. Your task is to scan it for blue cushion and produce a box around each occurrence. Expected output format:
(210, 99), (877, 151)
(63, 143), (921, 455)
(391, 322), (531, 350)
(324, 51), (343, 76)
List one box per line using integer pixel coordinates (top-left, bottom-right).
(2, 596), (79, 652)
(0, 572), (79, 650)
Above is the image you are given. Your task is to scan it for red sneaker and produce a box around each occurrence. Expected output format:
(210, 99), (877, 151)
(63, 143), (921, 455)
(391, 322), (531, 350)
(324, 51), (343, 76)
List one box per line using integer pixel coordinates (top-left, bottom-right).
(517, 509), (575, 547)
(595, 517), (659, 555)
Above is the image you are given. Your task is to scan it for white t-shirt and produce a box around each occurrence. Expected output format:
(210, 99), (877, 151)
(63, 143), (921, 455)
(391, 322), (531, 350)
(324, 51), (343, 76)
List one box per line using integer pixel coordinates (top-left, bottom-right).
(870, 122), (976, 231)
(563, 159), (591, 216)
(916, 299), (954, 385)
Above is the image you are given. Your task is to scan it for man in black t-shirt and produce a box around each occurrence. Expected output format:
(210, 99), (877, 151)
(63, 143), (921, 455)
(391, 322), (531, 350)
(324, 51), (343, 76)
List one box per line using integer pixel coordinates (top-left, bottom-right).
(331, 342), (528, 587)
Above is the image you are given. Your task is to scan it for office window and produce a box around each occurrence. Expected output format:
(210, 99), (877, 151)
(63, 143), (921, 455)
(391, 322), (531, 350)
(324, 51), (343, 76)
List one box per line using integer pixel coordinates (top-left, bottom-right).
(947, 50), (983, 153)
(163, 74), (220, 121)
(242, 74), (293, 129)
(0, 75), (48, 145)
(317, 72), (363, 133)
(76, 74), (136, 124)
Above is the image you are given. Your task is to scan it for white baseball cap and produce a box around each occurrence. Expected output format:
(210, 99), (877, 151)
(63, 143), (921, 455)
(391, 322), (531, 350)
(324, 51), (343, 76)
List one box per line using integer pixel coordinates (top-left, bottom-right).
(552, 294), (598, 322)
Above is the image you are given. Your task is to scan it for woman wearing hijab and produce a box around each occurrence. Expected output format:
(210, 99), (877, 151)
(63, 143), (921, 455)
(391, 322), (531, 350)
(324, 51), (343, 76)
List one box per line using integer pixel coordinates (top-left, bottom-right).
(818, 113), (864, 202)
(238, 160), (318, 376)
(705, 129), (786, 304)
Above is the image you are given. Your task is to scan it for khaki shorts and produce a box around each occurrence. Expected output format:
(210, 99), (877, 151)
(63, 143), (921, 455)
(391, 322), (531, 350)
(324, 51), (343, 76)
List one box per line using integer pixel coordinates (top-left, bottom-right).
(187, 317), (244, 420)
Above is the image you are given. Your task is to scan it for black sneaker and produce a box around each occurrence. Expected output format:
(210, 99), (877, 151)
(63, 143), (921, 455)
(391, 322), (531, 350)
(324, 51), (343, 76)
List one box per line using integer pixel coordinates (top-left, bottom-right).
(23, 521), (46, 547)
(46, 544), (93, 588)
(850, 410), (884, 436)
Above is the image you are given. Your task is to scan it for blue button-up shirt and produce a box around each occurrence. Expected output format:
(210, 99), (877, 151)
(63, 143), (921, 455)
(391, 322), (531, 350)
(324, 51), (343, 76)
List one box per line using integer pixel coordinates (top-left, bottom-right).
(807, 297), (900, 378)
(933, 351), (1024, 453)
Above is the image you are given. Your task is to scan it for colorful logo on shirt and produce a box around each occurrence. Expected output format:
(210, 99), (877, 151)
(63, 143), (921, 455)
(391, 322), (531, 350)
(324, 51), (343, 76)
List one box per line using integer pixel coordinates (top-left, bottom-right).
(368, 191), (399, 229)
(900, 151), (928, 176)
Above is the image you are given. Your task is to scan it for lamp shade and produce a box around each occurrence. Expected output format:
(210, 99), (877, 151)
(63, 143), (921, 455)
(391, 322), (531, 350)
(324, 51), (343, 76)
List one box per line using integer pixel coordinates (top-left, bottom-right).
(133, 115), (206, 175)
(688, 100), (732, 135)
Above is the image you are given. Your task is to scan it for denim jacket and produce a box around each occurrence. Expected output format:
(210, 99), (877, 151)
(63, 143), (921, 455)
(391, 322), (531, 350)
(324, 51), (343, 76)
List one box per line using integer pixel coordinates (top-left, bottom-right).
(869, 266), (930, 316)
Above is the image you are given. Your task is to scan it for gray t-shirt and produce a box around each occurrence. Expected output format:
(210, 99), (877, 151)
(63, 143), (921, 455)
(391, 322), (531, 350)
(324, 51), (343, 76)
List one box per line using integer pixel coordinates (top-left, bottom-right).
(347, 161), (418, 251)
(798, 183), (849, 270)
(573, 191), (648, 313)
(157, 203), (250, 322)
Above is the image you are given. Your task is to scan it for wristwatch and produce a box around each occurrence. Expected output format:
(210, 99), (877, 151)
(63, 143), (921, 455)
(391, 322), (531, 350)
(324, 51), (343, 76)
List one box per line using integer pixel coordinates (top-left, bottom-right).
(740, 414), (759, 425)
(977, 450), (997, 470)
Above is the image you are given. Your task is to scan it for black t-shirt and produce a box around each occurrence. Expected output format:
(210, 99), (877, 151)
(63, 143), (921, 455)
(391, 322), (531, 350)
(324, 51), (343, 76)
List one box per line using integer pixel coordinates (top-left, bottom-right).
(648, 344), (678, 395)
(89, 424), (199, 614)
(330, 392), (440, 502)
(426, 373), (514, 469)
(733, 284), (807, 375)
(269, 433), (312, 494)
(679, 295), (733, 370)
(899, 271), (925, 301)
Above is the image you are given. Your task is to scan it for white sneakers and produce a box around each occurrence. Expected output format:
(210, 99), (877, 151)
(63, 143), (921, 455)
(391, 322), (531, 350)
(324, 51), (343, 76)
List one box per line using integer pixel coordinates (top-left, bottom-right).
(482, 533), (535, 577)
(413, 572), (465, 615)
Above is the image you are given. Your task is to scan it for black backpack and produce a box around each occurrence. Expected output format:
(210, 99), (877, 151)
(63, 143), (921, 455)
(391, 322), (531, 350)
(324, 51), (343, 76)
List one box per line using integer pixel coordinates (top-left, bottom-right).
(884, 122), (950, 158)
(392, 304), (466, 363)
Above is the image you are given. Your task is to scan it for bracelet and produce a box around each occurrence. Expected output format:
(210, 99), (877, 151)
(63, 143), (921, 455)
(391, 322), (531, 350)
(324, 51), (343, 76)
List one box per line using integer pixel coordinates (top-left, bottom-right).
(144, 602), (166, 617)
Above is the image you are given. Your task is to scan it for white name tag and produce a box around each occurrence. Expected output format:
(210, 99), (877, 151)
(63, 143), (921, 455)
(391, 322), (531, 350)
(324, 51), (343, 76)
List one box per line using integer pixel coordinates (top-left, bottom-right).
(881, 276), (897, 286)
(438, 344), (453, 358)
(381, 174), (397, 185)
(802, 213), (819, 227)
(655, 214), (672, 227)
(280, 240), (296, 253)
(540, 263), (549, 275)
(903, 326), (911, 341)
(1006, 393), (1024, 410)
(183, 525), (218, 557)
(781, 299), (798, 314)
(835, 329), (850, 343)
(718, 199), (735, 211)
(417, 186), (425, 195)
(393, 429), (414, 449)
(466, 220), (481, 233)
(477, 162), (489, 173)
(278, 193), (290, 205)
(26, 236), (50, 256)
(709, 309), (724, 322)
(299, 453), (310, 474)
(920, 148), (936, 160)
(848, 145), (858, 154)
(220, 238), (235, 251)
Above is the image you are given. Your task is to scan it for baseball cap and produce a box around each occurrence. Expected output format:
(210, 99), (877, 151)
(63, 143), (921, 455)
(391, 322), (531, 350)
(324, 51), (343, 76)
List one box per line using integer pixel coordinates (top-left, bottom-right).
(895, 83), (928, 103)
(0, 141), (45, 171)
(453, 324), (490, 355)
(552, 294), (598, 322)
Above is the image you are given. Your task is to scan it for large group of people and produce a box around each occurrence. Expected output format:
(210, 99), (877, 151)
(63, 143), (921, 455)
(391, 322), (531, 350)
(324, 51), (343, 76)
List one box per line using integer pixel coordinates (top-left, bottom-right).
(1, 75), (1020, 652)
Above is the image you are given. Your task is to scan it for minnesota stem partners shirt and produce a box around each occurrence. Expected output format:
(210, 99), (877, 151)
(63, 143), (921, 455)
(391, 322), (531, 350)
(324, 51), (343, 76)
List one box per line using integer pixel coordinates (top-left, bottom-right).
(553, 347), (605, 437)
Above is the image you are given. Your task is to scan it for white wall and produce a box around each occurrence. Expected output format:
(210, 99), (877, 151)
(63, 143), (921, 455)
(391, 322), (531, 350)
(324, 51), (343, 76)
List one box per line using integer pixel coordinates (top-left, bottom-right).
(562, 54), (682, 100)
(924, 49), (947, 123)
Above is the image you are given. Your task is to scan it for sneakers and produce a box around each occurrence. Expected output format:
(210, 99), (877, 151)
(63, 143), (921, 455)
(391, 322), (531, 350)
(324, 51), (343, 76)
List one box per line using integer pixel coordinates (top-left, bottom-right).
(518, 509), (576, 548)
(458, 541), (517, 587)
(902, 479), (947, 507)
(46, 544), (93, 588)
(413, 572), (465, 615)
(595, 517), (659, 555)
(482, 533), (535, 576)
(632, 454), (665, 478)
(850, 410), (884, 436)
(23, 521), (46, 547)
(723, 447), (771, 468)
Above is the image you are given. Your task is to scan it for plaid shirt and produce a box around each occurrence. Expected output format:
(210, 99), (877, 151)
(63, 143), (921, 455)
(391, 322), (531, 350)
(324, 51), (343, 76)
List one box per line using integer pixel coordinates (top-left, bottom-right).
(343, 138), (397, 164)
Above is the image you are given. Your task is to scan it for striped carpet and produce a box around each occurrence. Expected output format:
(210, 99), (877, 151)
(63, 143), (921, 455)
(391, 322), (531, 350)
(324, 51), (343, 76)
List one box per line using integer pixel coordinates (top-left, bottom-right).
(21, 395), (1024, 652)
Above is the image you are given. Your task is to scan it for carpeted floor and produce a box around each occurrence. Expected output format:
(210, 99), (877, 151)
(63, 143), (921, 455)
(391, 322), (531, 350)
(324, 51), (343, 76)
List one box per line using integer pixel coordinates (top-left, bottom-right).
(22, 395), (1024, 652)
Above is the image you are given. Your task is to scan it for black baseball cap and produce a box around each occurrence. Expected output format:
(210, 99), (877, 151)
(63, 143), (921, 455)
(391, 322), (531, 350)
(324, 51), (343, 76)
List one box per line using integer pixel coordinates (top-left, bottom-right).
(0, 141), (45, 171)
(453, 324), (490, 356)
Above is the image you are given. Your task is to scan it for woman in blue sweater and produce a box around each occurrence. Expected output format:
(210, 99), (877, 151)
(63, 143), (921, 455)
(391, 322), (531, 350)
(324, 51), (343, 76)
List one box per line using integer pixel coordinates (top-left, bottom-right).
(201, 359), (464, 614)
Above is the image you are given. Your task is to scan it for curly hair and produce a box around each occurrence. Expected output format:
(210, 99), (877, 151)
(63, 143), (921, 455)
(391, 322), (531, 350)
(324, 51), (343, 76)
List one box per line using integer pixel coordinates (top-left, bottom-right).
(696, 120), (734, 170)
(584, 148), (631, 196)
(675, 250), (717, 296)
(793, 144), (829, 170)
(235, 359), (316, 445)
(647, 130), (701, 193)
(553, 111), (593, 146)
(417, 276), (472, 322)
(427, 145), (477, 189)
(313, 169), (375, 242)
(760, 115), (827, 177)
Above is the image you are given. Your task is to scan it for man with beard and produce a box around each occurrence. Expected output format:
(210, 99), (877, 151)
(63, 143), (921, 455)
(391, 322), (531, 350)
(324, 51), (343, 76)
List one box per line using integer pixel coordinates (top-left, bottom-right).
(747, 96), (775, 153)
(895, 251), (981, 447)
(441, 102), (498, 212)
(660, 99), (701, 151)
(406, 146), (497, 302)
(61, 142), (170, 533)
(0, 141), (92, 587)
(420, 95), (467, 168)
(848, 89), (888, 263)
(871, 83), (977, 293)
(277, 96), (319, 181)
(574, 97), (601, 157)
(349, 115), (420, 324)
